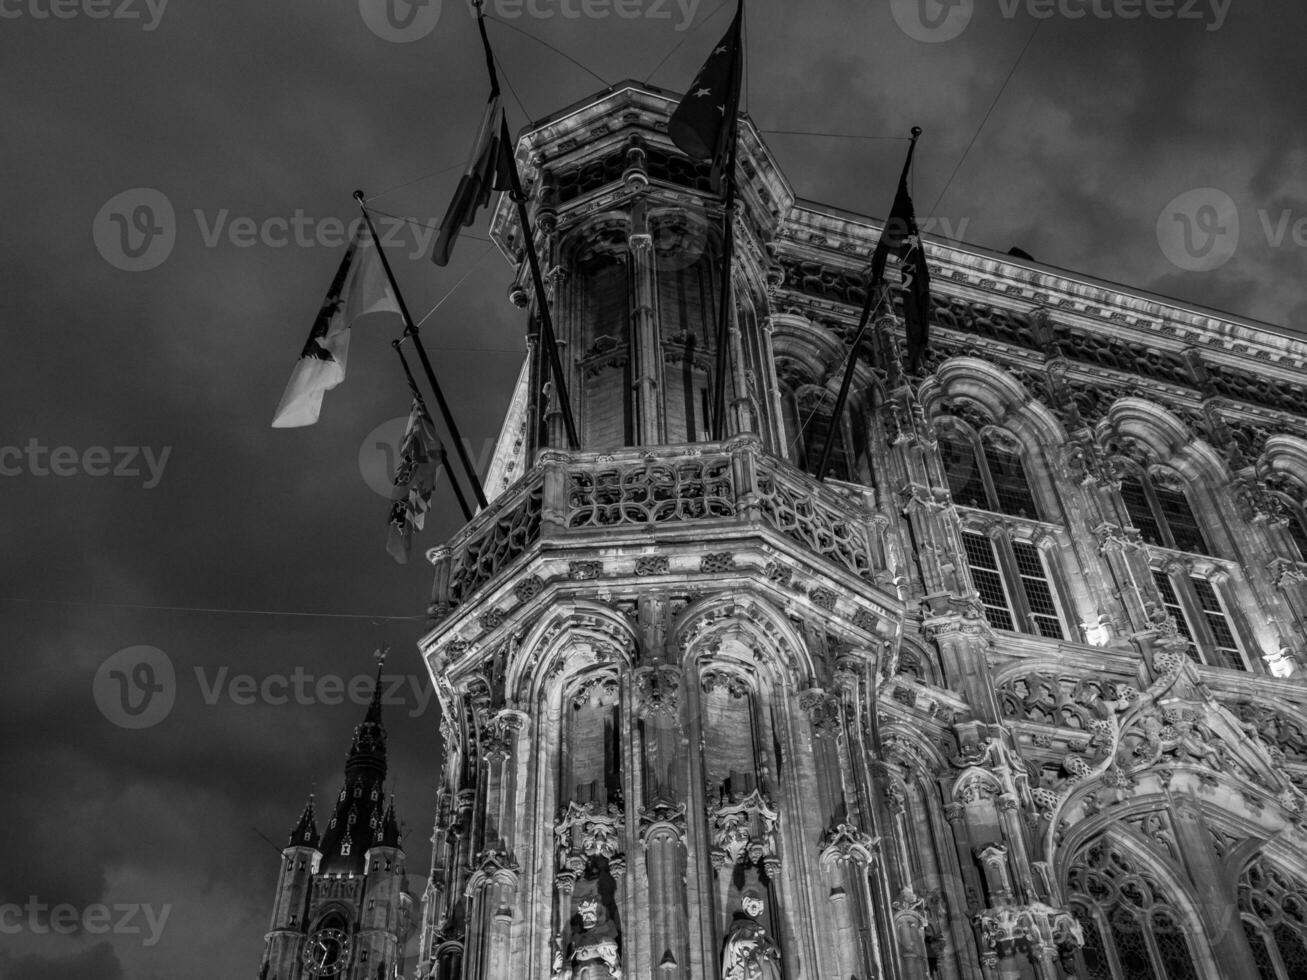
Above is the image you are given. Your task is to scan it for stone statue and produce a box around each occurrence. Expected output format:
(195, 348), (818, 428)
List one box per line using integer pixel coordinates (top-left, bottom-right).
(722, 890), (782, 980)
(560, 896), (621, 980)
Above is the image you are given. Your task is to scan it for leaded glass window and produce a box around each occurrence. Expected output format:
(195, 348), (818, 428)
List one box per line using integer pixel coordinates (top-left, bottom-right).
(963, 532), (1015, 632)
(962, 532), (1067, 639)
(988, 443), (1038, 518)
(939, 427), (986, 508)
(1238, 856), (1307, 980)
(1013, 540), (1065, 639)
(1151, 569), (1199, 663)
(1118, 468), (1213, 556)
(937, 420), (1043, 520)
(1151, 568), (1248, 671)
(1191, 576), (1245, 670)
(1066, 837), (1199, 980)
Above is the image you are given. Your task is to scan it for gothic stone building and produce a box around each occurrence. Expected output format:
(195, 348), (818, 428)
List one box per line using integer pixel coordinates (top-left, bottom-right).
(288, 82), (1307, 980)
(260, 676), (413, 980)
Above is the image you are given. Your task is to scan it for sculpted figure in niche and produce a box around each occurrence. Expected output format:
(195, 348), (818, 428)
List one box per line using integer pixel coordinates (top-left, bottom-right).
(722, 889), (782, 980)
(560, 896), (621, 980)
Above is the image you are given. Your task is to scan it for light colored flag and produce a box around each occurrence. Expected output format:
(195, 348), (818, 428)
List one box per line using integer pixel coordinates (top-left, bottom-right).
(271, 227), (400, 427)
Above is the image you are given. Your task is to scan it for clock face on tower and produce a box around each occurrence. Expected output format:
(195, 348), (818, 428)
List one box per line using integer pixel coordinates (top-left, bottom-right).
(302, 927), (351, 976)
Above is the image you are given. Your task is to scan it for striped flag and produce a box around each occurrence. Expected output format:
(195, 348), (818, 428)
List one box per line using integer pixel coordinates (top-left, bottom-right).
(386, 397), (445, 564)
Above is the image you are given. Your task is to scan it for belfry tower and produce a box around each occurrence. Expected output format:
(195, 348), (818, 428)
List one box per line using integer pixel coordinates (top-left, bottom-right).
(413, 81), (1307, 980)
(414, 83), (908, 980)
(261, 662), (413, 980)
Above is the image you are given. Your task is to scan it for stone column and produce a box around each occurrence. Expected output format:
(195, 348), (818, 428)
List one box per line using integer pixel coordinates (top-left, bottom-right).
(628, 201), (664, 447)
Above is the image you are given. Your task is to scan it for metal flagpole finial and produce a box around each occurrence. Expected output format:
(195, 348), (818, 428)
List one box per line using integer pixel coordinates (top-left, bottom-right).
(910, 127), (922, 139)
(374, 645), (389, 669)
(353, 189), (367, 204)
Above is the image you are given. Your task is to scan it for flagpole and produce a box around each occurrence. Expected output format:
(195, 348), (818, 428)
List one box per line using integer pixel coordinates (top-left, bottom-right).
(491, 143), (578, 450)
(709, 2), (744, 442)
(393, 339), (473, 521)
(354, 191), (489, 510)
(710, 124), (738, 442)
(469, 5), (579, 450)
(814, 127), (921, 483)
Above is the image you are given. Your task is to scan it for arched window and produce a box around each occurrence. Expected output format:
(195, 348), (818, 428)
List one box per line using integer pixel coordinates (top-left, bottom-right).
(1118, 466), (1213, 556)
(937, 419), (1040, 519)
(777, 371), (864, 482)
(1283, 501), (1307, 563)
(1265, 475), (1307, 563)
(1066, 836), (1200, 980)
(1239, 856), (1307, 980)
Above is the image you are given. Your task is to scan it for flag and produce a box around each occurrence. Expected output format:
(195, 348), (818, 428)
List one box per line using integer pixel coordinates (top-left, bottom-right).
(432, 98), (505, 266)
(386, 397), (445, 564)
(271, 228), (400, 427)
(871, 166), (932, 373)
(668, 0), (743, 192)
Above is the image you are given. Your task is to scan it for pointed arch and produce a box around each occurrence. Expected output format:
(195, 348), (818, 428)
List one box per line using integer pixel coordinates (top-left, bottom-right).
(507, 600), (638, 704)
(1235, 850), (1307, 980)
(1059, 826), (1206, 980)
(672, 590), (814, 691)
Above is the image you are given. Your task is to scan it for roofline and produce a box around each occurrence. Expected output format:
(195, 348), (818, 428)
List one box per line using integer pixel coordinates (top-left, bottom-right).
(514, 82), (1303, 347)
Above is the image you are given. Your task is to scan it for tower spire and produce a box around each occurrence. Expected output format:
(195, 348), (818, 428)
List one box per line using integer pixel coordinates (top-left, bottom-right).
(318, 648), (392, 872)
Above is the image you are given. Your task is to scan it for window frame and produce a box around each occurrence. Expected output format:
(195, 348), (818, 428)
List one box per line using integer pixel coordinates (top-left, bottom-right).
(1237, 856), (1307, 980)
(1151, 559), (1249, 672)
(1268, 488), (1307, 565)
(1066, 838), (1203, 980)
(960, 520), (1074, 642)
(1117, 463), (1215, 557)
(937, 418), (1043, 521)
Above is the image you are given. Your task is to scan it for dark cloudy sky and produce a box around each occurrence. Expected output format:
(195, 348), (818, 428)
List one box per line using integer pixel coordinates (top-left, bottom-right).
(0, 0), (1302, 977)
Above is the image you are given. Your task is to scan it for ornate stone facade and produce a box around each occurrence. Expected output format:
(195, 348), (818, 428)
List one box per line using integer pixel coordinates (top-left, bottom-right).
(413, 84), (1307, 980)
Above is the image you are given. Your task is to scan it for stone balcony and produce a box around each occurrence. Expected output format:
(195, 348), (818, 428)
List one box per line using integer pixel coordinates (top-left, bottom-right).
(421, 436), (903, 668)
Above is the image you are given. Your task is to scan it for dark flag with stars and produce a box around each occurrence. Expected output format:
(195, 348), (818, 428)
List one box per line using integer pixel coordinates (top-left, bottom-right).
(668, 0), (743, 192)
(386, 396), (445, 564)
(870, 136), (932, 373)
